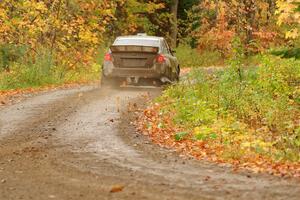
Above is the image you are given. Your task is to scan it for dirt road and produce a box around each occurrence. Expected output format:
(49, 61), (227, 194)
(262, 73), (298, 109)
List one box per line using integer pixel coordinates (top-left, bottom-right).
(0, 86), (299, 200)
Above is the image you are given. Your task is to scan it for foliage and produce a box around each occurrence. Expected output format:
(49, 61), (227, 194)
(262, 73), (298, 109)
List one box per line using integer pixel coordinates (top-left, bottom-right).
(183, 0), (282, 55)
(175, 44), (223, 68)
(0, 0), (170, 89)
(138, 55), (300, 177)
(177, 0), (199, 43)
(271, 47), (300, 59)
(109, 0), (167, 38)
(0, 48), (101, 91)
(276, 0), (300, 39)
(0, 44), (27, 71)
(0, 0), (114, 69)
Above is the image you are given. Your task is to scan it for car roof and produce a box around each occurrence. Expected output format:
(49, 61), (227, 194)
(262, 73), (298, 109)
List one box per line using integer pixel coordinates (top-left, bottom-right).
(115, 35), (163, 41)
(116, 35), (164, 41)
(113, 35), (163, 47)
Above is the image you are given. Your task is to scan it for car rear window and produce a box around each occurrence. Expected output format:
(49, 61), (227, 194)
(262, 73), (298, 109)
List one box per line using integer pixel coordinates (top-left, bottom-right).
(113, 38), (160, 47)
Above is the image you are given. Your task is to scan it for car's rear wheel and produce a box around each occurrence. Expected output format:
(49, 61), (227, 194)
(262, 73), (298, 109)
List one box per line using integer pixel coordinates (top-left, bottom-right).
(169, 66), (180, 83)
(136, 78), (162, 87)
(175, 65), (180, 81)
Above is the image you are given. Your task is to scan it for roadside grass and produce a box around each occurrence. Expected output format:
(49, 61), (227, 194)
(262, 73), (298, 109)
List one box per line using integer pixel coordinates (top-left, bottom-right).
(0, 61), (100, 91)
(174, 44), (260, 68)
(0, 47), (105, 91)
(138, 55), (300, 177)
(175, 44), (224, 68)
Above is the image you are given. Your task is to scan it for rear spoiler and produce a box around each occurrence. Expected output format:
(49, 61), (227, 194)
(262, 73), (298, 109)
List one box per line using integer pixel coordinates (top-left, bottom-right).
(110, 45), (159, 53)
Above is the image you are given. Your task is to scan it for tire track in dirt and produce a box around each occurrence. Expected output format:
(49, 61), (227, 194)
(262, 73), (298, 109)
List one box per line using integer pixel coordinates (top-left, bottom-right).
(0, 86), (299, 200)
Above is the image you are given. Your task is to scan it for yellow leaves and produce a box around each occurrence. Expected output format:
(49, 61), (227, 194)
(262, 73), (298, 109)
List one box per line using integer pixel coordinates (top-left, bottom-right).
(79, 29), (99, 45)
(193, 126), (212, 136)
(102, 9), (115, 19)
(23, 0), (48, 15)
(285, 28), (299, 38)
(276, 0), (300, 38)
(35, 2), (48, 12)
(146, 2), (165, 13)
(241, 140), (273, 151)
(0, 8), (8, 20)
(137, 92), (300, 177)
(241, 141), (251, 148)
(0, 0), (117, 65)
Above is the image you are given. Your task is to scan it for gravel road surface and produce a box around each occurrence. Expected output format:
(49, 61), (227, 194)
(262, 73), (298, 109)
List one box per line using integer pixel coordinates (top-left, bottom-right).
(0, 86), (299, 200)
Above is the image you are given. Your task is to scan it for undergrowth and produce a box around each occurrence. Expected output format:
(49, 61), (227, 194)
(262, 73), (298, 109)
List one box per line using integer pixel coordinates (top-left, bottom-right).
(156, 55), (300, 164)
(0, 47), (104, 91)
(175, 44), (224, 68)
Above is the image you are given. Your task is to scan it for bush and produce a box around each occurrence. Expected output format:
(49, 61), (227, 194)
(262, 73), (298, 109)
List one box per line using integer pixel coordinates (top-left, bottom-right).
(0, 44), (27, 71)
(175, 44), (223, 68)
(0, 48), (101, 91)
(158, 55), (300, 162)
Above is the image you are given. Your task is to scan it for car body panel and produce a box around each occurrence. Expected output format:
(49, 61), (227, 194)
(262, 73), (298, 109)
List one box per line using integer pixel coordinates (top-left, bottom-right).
(102, 35), (179, 85)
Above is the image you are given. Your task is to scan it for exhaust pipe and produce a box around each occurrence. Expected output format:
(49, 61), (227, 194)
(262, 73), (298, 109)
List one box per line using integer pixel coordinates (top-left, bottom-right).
(160, 77), (172, 84)
(126, 77), (132, 84)
(126, 77), (140, 84)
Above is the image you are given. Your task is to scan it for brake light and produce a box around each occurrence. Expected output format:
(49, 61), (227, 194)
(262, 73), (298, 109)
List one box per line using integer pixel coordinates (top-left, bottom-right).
(104, 53), (112, 61)
(156, 54), (165, 64)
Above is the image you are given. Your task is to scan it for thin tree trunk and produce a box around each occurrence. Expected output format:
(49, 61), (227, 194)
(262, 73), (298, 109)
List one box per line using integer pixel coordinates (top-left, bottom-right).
(267, 0), (275, 23)
(244, 0), (255, 52)
(170, 0), (179, 48)
(51, 0), (62, 54)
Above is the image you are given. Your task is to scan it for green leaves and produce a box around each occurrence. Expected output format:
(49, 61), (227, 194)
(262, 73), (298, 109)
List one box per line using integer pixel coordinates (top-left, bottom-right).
(174, 132), (189, 141)
(193, 126), (218, 141)
(157, 53), (300, 163)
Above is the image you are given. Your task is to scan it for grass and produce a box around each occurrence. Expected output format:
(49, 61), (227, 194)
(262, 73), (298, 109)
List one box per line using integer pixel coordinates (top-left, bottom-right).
(155, 55), (300, 163)
(0, 43), (223, 91)
(175, 44), (224, 68)
(0, 61), (100, 91)
(0, 48), (104, 91)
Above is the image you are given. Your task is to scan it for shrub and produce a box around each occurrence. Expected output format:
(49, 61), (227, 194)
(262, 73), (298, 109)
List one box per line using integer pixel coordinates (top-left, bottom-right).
(0, 47), (101, 91)
(158, 55), (300, 162)
(175, 44), (223, 68)
(0, 44), (27, 71)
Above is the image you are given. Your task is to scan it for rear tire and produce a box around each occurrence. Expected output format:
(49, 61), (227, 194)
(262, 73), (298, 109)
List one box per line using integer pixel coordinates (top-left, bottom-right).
(175, 65), (180, 82)
(169, 66), (180, 83)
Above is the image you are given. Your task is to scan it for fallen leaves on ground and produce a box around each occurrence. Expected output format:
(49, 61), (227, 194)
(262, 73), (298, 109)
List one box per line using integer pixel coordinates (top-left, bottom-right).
(180, 68), (192, 76)
(110, 185), (125, 193)
(135, 103), (300, 178)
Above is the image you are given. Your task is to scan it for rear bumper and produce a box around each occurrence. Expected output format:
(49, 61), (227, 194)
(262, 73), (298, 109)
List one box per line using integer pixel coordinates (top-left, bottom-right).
(110, 68), (161, 78)
(103, 61), (166, 78)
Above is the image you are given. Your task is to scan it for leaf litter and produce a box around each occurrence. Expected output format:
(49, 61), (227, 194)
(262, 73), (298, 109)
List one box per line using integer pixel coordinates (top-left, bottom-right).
(135, 103), (300, 178)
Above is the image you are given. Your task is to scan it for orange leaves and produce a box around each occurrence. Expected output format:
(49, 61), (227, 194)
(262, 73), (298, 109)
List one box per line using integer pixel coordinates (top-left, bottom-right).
(136, 102), (300, 178)
(0, 0), (115, 66)
(110, 185), (125, 193)
(192, 0), (286, 55)
(137, 103), (178, 147)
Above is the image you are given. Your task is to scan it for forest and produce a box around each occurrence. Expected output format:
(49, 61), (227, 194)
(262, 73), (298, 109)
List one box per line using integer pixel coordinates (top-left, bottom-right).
(0, 0), (300, 177)
(0, 0), (299, 75)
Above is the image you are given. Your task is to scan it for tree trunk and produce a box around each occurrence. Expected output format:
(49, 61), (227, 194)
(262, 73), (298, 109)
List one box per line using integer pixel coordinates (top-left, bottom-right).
(170, 0), (179, 48)
(244, 0), (256, 51)
(51, 0), (62, 54)
(267, 0), (275, 23)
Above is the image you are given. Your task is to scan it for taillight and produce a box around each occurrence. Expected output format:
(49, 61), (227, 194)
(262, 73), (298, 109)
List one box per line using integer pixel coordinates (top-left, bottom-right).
(104, 53), (112, 61)
(156, 54), (165, 64)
